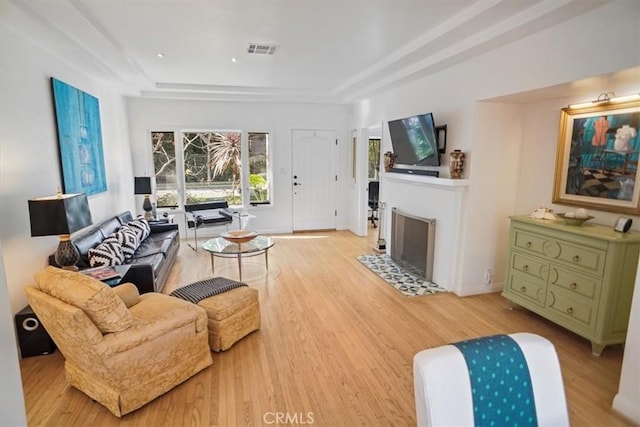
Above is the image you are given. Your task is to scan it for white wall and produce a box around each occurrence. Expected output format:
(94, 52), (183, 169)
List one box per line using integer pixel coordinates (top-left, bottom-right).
(613, 254), (640, 424)
(0, 24), (135, 314)
(351, 1), (640, 295)
(0, 242), (27, 426)
(613, 253), (640, 424)
(126, 98), (350, 235)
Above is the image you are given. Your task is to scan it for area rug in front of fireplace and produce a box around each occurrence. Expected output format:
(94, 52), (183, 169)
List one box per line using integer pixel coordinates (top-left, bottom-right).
(357, 254), (446, 297)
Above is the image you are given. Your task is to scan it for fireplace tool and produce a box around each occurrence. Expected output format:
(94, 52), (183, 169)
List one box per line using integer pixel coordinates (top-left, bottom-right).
(374, 201), (386, 254)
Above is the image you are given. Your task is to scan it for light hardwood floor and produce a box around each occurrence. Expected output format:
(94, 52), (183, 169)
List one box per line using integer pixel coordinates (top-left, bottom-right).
(19, 230), (633, 426)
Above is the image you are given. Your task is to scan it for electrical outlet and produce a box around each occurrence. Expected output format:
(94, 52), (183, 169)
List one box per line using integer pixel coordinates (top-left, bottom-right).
(484, 268), (493, 286)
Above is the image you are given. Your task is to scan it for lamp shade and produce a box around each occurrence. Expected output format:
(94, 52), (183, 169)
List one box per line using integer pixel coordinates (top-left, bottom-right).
(134, 177), (152, 195)
(28, 193), (93, 236)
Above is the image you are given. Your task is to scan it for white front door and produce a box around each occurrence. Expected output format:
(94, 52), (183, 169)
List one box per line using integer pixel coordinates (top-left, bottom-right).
(291, 129), (337, 231)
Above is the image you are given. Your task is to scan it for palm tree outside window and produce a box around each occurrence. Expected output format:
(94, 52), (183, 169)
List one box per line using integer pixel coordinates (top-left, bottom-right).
(150, 130), (271, 208)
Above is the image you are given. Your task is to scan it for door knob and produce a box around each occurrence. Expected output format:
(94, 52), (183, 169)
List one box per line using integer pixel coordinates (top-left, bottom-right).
(293, 182), (302, 186)
(293, 175), (298, 179)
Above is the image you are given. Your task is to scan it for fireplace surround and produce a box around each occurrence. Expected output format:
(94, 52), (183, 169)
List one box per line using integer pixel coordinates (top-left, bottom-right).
(390, 208), (435, 281)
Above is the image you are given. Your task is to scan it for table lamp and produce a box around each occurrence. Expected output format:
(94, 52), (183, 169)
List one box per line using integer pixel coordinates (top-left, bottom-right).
(28, 192), (93, 270)
(134, 177), (153, 220)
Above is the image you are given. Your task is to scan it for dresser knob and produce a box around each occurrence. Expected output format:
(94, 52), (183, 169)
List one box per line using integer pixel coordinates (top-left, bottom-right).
(520, 286), (526, 293)
(523, 265), (529, 272)
(570, 282), (577, 289)
(526, 241), (532, 248)
(566, 307), (574, 315)
(573, 255), (580, 262)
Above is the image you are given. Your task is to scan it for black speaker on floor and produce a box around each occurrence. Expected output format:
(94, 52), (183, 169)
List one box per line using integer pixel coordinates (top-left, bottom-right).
(15, 305), (56, 357)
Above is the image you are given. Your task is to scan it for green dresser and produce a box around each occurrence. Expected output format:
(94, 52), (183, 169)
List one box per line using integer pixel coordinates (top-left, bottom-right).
(502, 215), (640, 355)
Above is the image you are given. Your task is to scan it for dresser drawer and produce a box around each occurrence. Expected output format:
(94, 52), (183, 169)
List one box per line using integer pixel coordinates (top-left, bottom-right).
(510, 253), (547, 282)
(513, 230), (547, 257)
(512, 226), (606, 276)
(506, 274), (546, 307)
(549, 266), (601, 300)
(546, 287), (596, 331)
(553, 241), (606, 277)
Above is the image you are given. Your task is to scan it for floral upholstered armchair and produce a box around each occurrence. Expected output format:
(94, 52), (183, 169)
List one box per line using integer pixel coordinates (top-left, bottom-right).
(25, 266), (212, 417)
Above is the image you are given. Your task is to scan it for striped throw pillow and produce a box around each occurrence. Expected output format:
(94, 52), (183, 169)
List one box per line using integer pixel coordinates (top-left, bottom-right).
(88, 236), (125, 267)
(114, 225), (140, 259)
(127, 218), (151, 241)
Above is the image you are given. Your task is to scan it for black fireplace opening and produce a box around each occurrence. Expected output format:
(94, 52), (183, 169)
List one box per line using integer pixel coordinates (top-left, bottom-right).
(390, 207), (435, 281)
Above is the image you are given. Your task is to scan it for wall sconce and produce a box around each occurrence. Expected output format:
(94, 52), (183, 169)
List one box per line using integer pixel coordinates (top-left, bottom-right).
(28, 192), (93, 270)
(134, 177), (153, 220)
(568, 92), (640, 109)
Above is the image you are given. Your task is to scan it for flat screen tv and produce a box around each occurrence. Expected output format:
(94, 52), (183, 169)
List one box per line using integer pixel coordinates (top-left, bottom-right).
(388, 113), (440, 166)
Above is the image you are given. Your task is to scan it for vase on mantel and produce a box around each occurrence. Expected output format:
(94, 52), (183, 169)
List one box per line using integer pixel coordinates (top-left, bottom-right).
(449, 150), (465, 179)
(384, 151), (397, 172)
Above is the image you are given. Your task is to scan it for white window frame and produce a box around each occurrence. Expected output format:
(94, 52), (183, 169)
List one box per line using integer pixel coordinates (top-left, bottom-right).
(149, 128), (273, 211)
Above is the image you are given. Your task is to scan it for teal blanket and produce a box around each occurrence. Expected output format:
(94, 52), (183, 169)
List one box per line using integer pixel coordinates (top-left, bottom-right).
(452, 334), (538, 427)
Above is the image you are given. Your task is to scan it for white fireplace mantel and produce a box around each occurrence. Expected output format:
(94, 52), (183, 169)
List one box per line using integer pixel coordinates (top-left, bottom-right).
(380, 171), (469, 294)
(383, 171), (470, 189)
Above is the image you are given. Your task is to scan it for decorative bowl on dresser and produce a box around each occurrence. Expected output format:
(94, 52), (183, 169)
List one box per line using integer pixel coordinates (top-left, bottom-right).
(556, 213), (595, 226)
(502, 215), (640, 355)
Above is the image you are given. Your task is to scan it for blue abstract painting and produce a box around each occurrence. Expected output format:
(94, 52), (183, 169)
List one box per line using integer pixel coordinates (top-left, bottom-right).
(51, 78), (107, 195)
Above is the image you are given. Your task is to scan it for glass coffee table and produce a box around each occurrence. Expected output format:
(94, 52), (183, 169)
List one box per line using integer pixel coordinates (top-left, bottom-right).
(202, 235), (275, 282)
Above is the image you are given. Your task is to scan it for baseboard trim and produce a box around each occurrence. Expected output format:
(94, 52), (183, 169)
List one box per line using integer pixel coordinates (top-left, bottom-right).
(454, 283), (504, 297)
(613, 393), (640, 424)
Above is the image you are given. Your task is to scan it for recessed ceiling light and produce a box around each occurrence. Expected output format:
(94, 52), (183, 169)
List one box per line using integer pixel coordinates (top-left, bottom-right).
(231, 57), (238, 63)
(156, 53), (165, 59)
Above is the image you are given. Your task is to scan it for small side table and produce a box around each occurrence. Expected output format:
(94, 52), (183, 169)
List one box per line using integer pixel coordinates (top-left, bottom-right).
(81, 265), (132, 287)
(148, 214), (175, 225)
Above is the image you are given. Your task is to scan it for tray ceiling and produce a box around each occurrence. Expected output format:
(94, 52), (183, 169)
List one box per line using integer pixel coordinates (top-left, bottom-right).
(3, 0), (609, 103)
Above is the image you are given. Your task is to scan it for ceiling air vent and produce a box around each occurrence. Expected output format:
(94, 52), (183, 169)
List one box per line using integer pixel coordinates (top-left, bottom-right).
(247, 43), (279, 55)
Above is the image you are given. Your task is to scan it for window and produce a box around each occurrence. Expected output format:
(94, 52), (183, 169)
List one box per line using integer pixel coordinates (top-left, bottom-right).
(183, 131), (242, 205)
(151, 131), (178, 207)
(248, 132), (270, 204)
(368, 138), (380, 180)
(149, 130), (270, 208)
